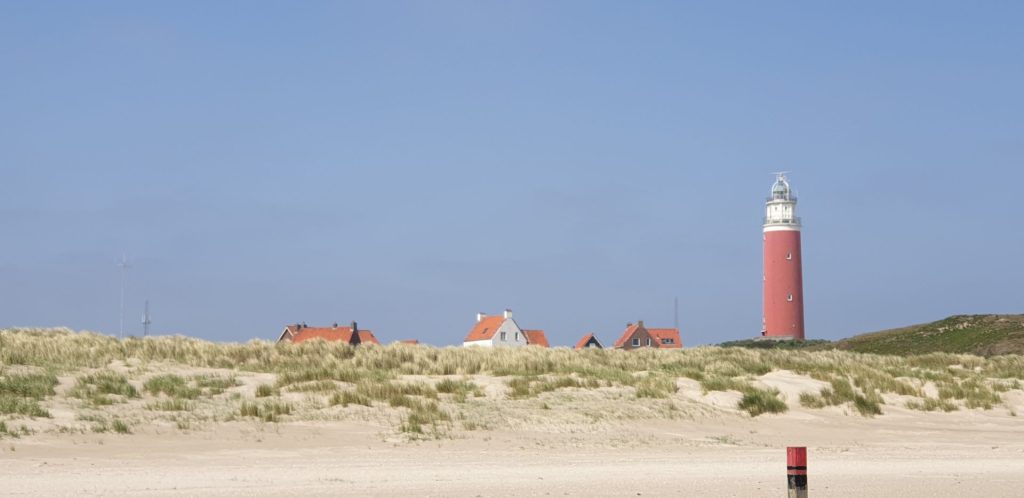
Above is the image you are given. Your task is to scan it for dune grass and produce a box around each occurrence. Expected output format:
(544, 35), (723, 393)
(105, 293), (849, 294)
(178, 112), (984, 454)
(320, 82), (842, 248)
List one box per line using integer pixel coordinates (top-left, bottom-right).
(68, 371), (139, 407)
(1, 328), (1022, 438)
(0, 371), (57, 417)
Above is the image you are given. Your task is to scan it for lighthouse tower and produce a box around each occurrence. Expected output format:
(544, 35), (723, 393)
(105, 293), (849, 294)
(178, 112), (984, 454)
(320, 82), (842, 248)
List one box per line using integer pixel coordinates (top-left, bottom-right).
(762, 173), (805, 340)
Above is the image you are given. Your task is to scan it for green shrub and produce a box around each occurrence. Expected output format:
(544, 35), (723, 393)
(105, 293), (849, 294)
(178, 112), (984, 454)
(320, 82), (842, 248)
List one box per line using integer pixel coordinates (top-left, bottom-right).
(146, 399), (194, 411)
(435, 379), (484, 402)
(506, 376), (599, 399)
(799, 392), (827, 408)
(635, 375), (678, 399)
(239, 400), (292, 422)
(111, 419), (131, 434)
(0, 395), (51, 417)
(286, 380), (340, 393)
(853, 394), (882, 417)
(905, 397), (957, 412)
(738, 388), (788, 417)
(144, 374), (199, 399)
(700, 376), (749, 393)
(329, 390), (371, 407)
(255, 384), (277, 397)
(193, 375), (238, 395)
(69, 371), (139, 403)
(0, 371), (58, 417)
(0, 372), (58, 399)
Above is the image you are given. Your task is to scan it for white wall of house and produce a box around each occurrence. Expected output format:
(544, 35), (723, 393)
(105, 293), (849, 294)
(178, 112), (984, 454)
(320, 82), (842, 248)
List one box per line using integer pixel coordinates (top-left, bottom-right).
(462, 318), (526, 348)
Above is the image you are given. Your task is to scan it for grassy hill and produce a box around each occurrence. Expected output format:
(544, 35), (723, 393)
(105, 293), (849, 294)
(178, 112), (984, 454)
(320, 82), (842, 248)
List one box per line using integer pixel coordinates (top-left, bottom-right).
(721, 315), (1024, 357)
(833, 314), (1024, 356)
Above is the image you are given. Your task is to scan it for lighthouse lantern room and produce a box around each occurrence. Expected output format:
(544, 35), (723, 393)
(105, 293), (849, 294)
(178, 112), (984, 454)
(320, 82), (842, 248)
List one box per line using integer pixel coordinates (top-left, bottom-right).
(762, 173), (805, 340)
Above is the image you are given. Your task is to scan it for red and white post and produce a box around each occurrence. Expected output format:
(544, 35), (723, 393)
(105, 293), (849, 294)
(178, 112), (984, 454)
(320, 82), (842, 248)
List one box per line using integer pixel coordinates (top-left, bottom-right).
(787, 446), (808, 497)
(762, 173), (805, 340)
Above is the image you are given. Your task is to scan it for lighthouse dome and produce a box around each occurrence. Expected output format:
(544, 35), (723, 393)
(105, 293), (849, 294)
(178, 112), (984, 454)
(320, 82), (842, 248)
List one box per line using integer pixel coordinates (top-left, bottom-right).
(770, 176), (792, 200)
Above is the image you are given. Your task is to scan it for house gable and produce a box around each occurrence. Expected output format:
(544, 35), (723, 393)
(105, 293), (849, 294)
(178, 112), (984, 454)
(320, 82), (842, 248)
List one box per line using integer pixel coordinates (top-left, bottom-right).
(613, 322), (654, 350)
(463, 313), (527, 347)
(574, 333), (603, 349)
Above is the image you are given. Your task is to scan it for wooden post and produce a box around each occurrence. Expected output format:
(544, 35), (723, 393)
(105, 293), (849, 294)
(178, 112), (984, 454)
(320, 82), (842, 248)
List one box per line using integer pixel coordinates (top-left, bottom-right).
(787, 446), (808, 498)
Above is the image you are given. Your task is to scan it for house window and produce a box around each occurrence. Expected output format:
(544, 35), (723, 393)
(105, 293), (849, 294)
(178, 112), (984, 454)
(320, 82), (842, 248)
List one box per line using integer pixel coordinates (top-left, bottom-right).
(661, 338), (674, 344)
(787, 294), (793, 302)
(631, 338), (640, 347)
(646, 338), (652, 346)
(786, 252), (792, 260)
(500, 331), (507, 341)
(515, 332), (520, 341)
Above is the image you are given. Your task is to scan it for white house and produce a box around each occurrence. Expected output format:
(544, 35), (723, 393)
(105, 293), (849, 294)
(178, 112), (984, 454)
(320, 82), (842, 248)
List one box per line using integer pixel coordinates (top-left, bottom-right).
(462, 309), (528, 347)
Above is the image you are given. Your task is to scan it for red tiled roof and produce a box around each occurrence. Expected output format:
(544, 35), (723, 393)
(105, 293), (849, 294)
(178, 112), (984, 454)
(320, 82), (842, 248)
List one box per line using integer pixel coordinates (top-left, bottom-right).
(648, 328), (682, 349)
(463, 315), (505, 342)
(523, 330), (549, 348)
(613, 323), (642, 348)
(397, 339), (419, 345)
(574, 333), (603, 349)
(281, 325), (380, 345)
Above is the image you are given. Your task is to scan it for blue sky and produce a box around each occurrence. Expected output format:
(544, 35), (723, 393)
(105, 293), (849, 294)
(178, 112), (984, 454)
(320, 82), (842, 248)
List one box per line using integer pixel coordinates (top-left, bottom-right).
(2, 1), (1021, 346)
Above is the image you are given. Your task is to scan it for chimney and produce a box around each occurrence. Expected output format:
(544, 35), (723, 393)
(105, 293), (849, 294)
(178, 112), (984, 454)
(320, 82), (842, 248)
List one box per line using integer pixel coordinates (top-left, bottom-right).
(637, 320), (644, 327)
(332, 323), (338, 328)
(349, 321), (361, 346)
(503, 309), (513, 319)
(626, 322), (633, 328)
(476, 312), (486, 323)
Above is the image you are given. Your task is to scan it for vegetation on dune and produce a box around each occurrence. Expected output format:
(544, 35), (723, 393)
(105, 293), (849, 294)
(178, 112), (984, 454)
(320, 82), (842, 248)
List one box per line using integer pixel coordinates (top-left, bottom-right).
(0, 371), (57, 418)
(144, 374), (200, 399)
(1, 327), (1022, 439)
(434, 378), (483, 403)
(68, 370), (139, 407)
(834, 315), (1024, 357)
(738, 387), (788, 416)
(720, 339), (833, 351)
(721, 315), (1024, 357)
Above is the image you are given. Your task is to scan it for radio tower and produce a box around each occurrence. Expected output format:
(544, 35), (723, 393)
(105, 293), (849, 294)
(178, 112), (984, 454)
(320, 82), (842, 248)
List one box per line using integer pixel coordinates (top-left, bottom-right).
(761, 173), (805, 340)
(142, 300), (152, 337)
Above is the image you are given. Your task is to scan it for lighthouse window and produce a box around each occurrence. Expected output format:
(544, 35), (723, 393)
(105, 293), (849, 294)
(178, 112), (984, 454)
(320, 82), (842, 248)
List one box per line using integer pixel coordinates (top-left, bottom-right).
(786, 252), (792, 260)
(787, 294), (793, 302)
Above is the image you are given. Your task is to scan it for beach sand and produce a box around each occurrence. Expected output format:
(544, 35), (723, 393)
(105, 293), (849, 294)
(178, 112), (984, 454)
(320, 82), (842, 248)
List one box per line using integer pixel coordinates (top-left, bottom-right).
(3, 370), (1023, 497)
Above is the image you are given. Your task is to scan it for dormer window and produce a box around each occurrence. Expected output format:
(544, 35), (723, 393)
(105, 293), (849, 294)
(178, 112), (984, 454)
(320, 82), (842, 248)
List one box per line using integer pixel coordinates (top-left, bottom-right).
(661, 338), (674, 344)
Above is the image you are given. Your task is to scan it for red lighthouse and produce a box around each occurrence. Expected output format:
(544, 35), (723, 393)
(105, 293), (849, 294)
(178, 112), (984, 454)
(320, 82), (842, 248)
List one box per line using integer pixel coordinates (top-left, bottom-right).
(762, 173), (805, 340)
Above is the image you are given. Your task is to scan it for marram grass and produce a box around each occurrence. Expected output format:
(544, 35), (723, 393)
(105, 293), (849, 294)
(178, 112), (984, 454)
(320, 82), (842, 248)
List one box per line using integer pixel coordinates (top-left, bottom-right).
(1, 328), (1022, 438)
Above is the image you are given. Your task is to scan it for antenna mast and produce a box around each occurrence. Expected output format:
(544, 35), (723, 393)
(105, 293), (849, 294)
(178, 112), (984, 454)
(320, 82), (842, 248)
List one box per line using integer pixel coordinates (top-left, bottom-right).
(118, 254), (131, 340)
(142, 299), (152, 337)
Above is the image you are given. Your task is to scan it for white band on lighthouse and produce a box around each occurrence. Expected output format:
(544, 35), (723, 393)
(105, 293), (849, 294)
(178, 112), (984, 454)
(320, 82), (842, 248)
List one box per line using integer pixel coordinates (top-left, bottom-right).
(763, 225), (801, 232)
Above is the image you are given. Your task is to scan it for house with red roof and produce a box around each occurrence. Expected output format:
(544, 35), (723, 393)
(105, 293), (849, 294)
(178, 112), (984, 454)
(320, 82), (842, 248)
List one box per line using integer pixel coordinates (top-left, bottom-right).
(574, 333), (604, 349)
(463, 309), (547, 347)
(277, 322), (380, 346)
(612, 321), (682, 350)
(523, 330), (549, 348)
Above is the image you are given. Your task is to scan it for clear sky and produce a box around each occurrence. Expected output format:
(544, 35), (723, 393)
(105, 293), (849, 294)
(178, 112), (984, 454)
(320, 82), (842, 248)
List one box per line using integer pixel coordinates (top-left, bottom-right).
(2, 1), (1021, 346)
